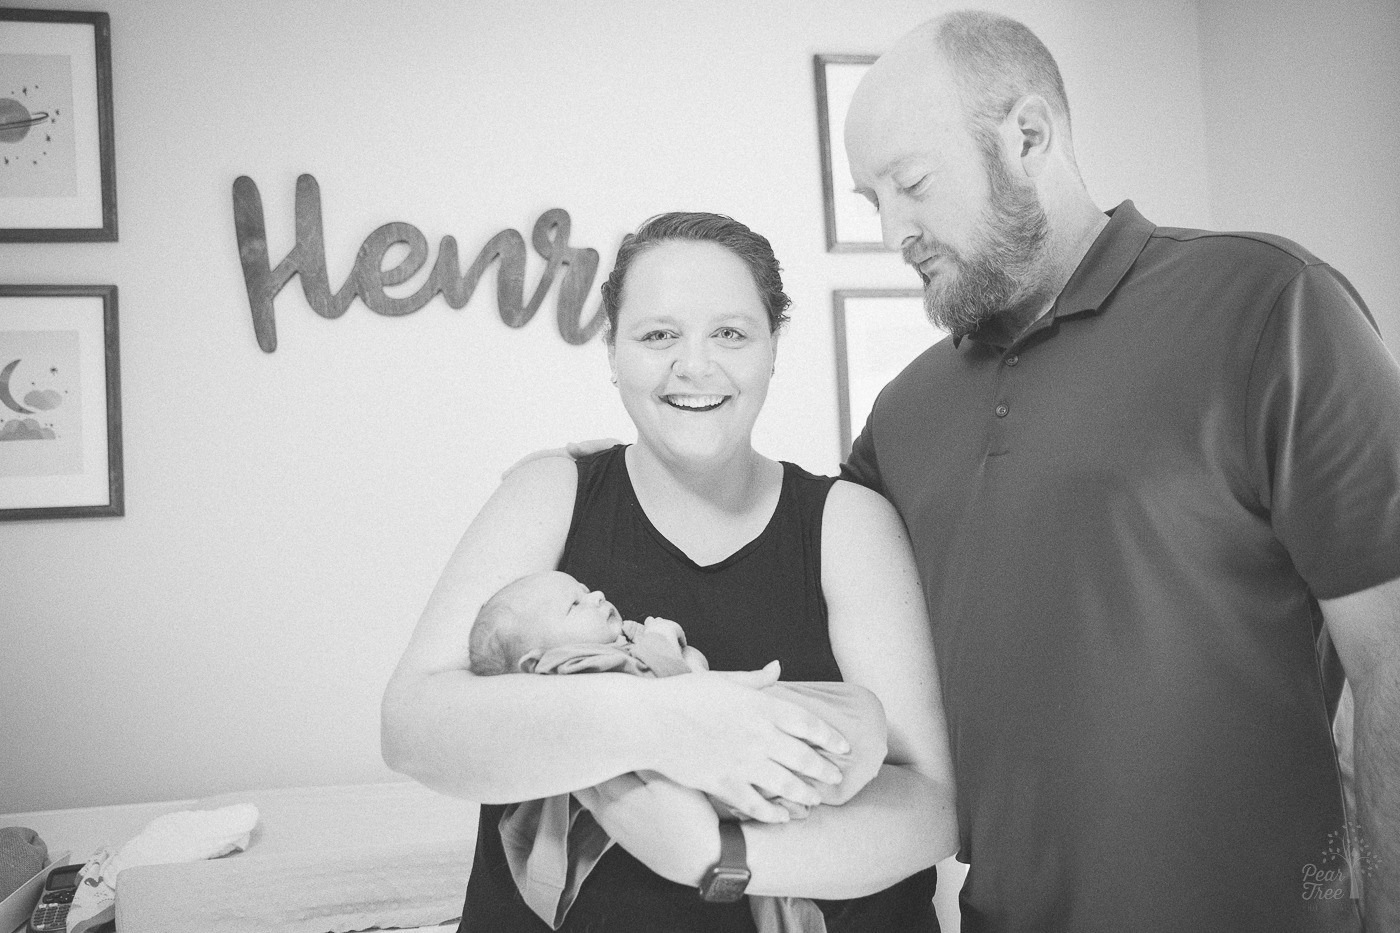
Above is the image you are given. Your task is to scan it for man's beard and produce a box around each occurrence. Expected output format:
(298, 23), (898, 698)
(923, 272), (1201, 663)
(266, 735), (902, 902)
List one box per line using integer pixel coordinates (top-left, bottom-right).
(905, 148), (1050, 338)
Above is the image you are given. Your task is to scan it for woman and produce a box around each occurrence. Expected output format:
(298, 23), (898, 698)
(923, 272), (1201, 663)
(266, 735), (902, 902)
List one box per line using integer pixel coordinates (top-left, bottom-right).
(381, 213), (957, 931)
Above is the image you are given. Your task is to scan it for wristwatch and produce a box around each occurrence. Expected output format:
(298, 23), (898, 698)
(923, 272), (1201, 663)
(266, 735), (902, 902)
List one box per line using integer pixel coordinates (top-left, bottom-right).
(698, 821), (751, 902)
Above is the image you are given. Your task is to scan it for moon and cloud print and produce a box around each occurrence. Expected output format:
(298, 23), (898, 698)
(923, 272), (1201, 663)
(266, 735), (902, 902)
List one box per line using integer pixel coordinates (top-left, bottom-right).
(0, 53), (77, 197)
(0, 330), (82, 478)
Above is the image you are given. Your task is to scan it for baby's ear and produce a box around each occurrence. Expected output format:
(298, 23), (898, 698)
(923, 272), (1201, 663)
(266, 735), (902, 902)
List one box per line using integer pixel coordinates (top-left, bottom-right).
(517, 649), (545, 674)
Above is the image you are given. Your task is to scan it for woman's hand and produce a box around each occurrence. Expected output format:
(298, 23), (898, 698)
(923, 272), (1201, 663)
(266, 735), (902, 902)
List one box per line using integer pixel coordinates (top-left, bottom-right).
(574, 771), (721, 887)
(644, 661), (851, 824)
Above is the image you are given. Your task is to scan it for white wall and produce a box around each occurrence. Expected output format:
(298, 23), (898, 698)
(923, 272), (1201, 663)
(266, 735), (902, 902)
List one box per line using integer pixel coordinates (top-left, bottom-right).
(0, 0), (1375, 814)
(1198, 0), (1400, 341)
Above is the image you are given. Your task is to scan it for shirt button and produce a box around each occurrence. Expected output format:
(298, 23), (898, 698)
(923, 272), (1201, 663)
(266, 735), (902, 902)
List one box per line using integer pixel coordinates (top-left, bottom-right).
(1005, 354), (1019, 367)
(995, 404), (1009, 418)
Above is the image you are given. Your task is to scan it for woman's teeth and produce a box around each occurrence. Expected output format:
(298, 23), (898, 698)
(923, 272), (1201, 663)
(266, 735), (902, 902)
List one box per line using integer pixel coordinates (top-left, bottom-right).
(664, 395), (727, 412)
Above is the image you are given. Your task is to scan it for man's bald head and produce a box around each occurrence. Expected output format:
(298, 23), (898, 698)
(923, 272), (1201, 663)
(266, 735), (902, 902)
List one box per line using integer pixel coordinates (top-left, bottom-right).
(868, 10), (1074, 166)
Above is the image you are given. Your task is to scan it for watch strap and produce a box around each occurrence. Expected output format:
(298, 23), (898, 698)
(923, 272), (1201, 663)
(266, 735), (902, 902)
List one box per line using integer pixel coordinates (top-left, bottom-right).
(717, 818), (746, 867)
(697, 820), (750, 902)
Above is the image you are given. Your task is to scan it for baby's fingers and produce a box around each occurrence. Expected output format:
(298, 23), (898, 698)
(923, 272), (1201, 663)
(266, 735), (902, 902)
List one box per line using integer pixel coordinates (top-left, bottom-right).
(764, 709), (848, 784)
(749, 760), (825, 809)
(712, 782), (791, 824)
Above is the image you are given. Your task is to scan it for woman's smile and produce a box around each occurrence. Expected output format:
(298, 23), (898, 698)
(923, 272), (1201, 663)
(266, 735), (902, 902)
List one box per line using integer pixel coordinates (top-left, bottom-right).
(662, 393), (729, 412)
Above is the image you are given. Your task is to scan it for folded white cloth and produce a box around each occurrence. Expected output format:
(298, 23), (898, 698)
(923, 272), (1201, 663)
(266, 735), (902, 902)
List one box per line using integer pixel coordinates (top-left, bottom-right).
(67, 803), (259, 933)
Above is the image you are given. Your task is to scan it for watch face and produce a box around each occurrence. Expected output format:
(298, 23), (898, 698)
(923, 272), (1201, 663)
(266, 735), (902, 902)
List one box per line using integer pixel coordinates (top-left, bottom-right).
(700, 869), (751, 903)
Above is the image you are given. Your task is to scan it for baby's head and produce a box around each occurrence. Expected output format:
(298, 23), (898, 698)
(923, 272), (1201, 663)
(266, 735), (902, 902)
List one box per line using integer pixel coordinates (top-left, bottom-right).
(468, 570), (624, 675)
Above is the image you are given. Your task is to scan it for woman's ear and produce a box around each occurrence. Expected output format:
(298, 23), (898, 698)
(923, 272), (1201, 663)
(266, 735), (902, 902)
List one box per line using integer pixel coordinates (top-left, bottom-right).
(606, 340), (618, 385)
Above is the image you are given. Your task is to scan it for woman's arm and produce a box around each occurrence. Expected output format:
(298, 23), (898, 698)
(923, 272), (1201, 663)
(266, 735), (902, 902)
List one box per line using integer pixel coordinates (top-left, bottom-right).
(380, 457), (849, 816)
(581, 480), (958, 898)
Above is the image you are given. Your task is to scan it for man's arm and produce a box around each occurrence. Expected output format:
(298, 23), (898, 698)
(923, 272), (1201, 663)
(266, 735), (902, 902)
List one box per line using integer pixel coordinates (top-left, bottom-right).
(837, 411), (884, 494)
(1320, 574), (1400, 928)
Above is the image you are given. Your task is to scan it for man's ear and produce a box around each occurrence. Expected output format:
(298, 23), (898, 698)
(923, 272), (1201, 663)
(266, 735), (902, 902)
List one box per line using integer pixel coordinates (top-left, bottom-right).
(517, 649), (545, 674)
(1004, 94), (1054, 177)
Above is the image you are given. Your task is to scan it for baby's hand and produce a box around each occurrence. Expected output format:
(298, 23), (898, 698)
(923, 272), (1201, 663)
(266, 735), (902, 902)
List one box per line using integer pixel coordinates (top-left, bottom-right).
(774, 797), (813, 820)
(707, 791), (811, 822)
(641, 616), (710, 671)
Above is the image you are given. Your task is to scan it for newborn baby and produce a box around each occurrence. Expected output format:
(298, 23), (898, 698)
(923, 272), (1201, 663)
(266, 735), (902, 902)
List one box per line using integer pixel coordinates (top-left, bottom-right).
(469, 570), (890, 933)
(468, 569), (707, 679)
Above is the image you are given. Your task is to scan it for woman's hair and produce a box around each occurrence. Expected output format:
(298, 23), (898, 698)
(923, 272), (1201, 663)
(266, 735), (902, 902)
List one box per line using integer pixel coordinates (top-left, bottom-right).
(599, 212), (791, 344)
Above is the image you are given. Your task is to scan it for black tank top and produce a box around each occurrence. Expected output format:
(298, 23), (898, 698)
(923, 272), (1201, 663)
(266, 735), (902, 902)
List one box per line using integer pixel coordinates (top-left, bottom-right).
(460, 445), (940, 932)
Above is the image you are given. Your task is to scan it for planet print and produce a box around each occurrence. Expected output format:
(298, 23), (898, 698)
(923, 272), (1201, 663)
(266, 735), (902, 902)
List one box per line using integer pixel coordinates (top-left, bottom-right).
(0, 54), (77, 196)
(0, 97), (50, 143)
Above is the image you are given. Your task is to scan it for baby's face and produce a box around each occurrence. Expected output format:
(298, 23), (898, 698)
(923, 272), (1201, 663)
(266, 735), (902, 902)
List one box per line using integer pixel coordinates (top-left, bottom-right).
(517, 571), (624, 649)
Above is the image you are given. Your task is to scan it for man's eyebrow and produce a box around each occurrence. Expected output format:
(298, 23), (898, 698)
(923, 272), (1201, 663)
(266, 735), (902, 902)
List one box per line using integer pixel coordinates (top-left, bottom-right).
(869, 155), (925, 183)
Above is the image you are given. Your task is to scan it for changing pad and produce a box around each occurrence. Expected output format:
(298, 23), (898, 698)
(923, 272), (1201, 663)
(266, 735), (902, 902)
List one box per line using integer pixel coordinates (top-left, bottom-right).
(115, 840), (469, 933)
(112, 782), (477, 933)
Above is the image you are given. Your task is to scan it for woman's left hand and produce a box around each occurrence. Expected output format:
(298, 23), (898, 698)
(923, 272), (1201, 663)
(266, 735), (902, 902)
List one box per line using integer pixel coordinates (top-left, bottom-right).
(575, 771), (721, 886)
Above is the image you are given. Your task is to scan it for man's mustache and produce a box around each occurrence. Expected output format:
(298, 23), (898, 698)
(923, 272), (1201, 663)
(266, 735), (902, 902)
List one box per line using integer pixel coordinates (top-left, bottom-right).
(902, 238), (953, 267)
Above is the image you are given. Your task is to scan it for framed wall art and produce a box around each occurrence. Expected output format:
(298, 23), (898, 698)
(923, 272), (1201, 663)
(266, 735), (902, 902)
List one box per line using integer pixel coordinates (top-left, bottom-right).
(0, 8), (117, 241)
(813, 53), (885, 252)
(832, 288), (948, 455)
(0, 284), (122, 520)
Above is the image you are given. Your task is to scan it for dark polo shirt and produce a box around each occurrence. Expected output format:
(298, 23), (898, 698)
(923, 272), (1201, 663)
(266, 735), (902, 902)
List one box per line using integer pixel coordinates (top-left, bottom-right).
(842, 201), (1400, 932)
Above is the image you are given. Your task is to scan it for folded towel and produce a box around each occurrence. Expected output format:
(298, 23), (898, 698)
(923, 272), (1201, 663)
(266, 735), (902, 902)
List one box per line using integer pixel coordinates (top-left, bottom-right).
(0, 827), (48, 901)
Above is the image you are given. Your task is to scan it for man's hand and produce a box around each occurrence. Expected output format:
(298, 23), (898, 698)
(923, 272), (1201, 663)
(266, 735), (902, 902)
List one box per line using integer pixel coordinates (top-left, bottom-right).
(500, 438), (623, 480)
(645, 661), (851, 824)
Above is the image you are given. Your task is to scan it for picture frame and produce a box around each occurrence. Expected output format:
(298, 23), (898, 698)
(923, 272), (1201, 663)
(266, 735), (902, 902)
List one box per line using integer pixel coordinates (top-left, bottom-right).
(0, 8), (117, 241)
(832, 288), (948, 455)
(0, 284), (122, 520)
(813, 54), (885, 252)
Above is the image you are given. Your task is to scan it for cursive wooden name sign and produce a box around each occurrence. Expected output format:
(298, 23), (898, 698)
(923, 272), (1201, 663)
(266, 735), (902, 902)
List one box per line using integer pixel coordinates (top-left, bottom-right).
(232, 174), (607, 352)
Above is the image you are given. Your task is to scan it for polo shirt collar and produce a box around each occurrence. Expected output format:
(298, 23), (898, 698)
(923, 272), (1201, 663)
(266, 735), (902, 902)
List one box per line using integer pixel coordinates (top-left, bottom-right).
(955, 200), (1154, 349)
(1052, 199), (1154, 319)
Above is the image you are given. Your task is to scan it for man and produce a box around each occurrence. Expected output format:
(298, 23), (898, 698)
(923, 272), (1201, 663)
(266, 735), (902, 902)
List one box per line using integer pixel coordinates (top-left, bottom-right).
(841, 10), (1399, 932)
